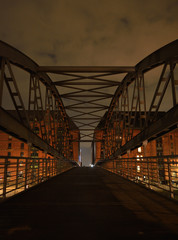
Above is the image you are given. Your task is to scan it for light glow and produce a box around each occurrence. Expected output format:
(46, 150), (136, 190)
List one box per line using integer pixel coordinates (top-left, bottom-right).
(138, 147), (142, 153)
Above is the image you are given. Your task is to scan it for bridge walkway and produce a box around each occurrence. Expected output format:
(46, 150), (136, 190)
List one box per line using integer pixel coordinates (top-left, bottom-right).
(0, 167), (178, 240)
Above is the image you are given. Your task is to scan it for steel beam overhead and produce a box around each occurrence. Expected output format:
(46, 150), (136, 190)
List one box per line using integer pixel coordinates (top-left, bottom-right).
(71, 118), (102, 120)
(54, 82), (121, 86)
(110, 104), (178, 159)
(61, 94), (113, 98)
(66, 106), (108, 109)
(0, 107), (60, 157)
(72, 140), (102, 142)
(38, 66), (135, 73)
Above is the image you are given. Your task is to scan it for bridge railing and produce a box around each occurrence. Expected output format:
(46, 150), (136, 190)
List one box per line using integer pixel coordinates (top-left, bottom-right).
(100, 155), (178, 200)
(0, 156), (74, 200)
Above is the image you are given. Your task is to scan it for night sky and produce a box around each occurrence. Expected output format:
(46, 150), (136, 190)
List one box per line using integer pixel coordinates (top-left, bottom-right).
(1, 0), (178, 66)
(1, 0), (178, 165)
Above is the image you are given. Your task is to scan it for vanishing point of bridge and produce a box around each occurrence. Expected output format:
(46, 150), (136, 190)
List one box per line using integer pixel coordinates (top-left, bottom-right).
(0, 40), (178, 239)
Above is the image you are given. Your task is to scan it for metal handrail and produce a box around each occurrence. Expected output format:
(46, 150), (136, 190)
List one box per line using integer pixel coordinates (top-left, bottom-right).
(0, 156), (74, 200)
(100, 155), (178, 199)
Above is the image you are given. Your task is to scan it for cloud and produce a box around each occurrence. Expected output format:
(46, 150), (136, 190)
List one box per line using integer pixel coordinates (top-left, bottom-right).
(1, 0), (177, 67)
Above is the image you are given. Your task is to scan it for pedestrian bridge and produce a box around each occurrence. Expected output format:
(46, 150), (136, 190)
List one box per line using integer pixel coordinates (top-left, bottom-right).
(0, 40), (178, 239)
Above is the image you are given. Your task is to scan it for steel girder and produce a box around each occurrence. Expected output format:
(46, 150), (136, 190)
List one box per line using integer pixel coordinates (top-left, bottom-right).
(107, 40), (178, 126)
(0, 41), (78, 163)
(96, 39), (178, 164)
(96, 104), (178, 164)
(39, 66), (134, 142)
(0, 40), (66, 119)
(38, 66), (135, 73)
(0, 107), (60, 156)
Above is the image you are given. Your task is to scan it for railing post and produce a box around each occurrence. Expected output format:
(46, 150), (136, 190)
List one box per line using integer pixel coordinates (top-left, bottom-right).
(46, 158), (48, 179)
(38, 158), (40, 184)
(127, 158), (129, 179)
(52, 158), (54, 176)
(3, 157), (8, 198)
(16, 158), (19, 189)
(134, 157), (137, 181)
(156, 157), (160, 185)
(49, 159), (51, 177)
(130, 159), (133, 180)
(167, 158), (174, 198)
(25, 158), (28, 190)
(146, 158), (150, 188)
(31, 159), (34, 185)
(42, 158), (44, 181)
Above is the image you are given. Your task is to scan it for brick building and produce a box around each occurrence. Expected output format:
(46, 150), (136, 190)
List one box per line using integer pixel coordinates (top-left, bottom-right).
(94, 127), (178, 183)
(0, 129), (80, 162)
(0, 109), (80, 186)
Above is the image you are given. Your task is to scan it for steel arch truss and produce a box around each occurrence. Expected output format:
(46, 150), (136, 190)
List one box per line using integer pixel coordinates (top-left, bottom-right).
(96, 40), (178, 163)
(0, 40), (178, 165)
(38, 66), (134, 142)
(0, 41), (78, 163)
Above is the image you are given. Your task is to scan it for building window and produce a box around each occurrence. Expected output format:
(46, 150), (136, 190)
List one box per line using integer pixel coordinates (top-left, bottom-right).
(172, 172), (177, 177)
(31, 151), (38, 157)
(8, 143), (11, 149)
(34, 126), (39, 134)
(170, 135), (173, 140)
(157, 151), (163, 156)
(8, 135), (12, 140)
(156, 138), (162, 149)
(137, 165), (140, 172)
(20, 161), (24, 166)
(8, 152), (11, 157)
(138, 147), (142, 153)
(18, 171), (23, 178)
(20, 152), (24, 157)
(171, 143), (173, 149)
(21, 143), (24, 149)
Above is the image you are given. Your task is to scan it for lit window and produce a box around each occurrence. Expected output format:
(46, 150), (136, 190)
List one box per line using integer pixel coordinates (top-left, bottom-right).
(137, 155), (140, 161)
(18, 171), (23, 178)
(8, 135), (12, 140)
(137, 165), (140, 172)
(172, 172), (177, 177)
(138, 147), (142, 153)
(20, 161), (24, 166)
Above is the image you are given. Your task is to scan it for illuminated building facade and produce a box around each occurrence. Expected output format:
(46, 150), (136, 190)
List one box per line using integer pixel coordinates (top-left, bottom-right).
(94, 121), (178, 184)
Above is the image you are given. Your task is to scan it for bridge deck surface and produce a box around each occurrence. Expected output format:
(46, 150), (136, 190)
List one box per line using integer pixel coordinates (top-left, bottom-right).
(0, 167), (178, 240)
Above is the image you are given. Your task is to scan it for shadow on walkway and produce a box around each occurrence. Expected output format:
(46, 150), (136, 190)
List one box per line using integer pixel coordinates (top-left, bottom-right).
(0, 167), (178, 240)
